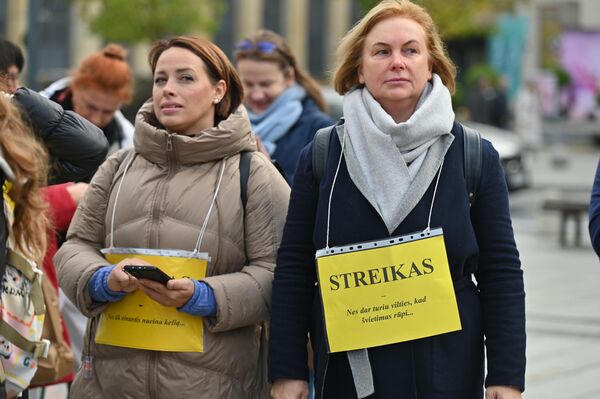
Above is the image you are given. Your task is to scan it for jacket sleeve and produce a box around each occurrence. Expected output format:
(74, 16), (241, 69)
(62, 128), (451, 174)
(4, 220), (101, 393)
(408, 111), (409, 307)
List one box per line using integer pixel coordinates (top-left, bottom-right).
(268, 145), (319, 382)
(12, 87), (109, 183)
(471, 141), (526, 391)
(589, 159), (600, 256)
(203, 153), (290, 332)
(40, 183), (76, 233)
(55, 150), (130, 318)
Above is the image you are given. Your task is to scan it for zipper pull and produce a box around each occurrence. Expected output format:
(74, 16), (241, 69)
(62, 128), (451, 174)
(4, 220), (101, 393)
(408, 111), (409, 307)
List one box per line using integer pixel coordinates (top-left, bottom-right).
(83, 355), (93, 379)
(166, 134), (173, 152)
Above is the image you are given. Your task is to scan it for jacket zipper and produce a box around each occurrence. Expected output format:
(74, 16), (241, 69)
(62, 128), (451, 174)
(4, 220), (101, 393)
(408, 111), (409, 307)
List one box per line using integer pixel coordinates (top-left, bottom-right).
(149, 134), (175, 247)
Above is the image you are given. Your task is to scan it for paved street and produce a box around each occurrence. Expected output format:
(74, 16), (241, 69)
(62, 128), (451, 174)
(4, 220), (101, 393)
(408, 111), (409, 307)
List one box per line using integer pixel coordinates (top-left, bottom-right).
(510, 140), (600, 398)
(31, 133), (600, 399)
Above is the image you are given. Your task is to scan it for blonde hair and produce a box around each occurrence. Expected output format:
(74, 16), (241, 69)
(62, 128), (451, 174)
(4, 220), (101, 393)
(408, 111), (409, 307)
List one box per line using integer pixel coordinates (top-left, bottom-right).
(72, 43), (133, 104)
(234, 30), (328, 112)
(333, 0), (456, 95)
(0, 94), (48, 261)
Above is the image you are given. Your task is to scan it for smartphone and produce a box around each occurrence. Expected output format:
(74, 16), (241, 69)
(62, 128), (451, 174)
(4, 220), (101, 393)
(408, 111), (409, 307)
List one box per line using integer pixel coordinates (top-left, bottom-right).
(123, 265), (173, 285)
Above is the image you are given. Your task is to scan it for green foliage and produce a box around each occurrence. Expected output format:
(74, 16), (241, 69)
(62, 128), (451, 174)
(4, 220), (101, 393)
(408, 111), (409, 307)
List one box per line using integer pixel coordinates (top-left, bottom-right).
(72, 0), (225, 43)
(464, 63), (499, 88)
(547, 65), (571, 88)
(357, 0), (521, 38)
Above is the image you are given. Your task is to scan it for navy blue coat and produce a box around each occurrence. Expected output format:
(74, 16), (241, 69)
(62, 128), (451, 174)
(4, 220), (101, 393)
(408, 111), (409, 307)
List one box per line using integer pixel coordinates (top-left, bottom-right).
(269, 121), (526, 398)
(270, 97), (333, 182)
(589, 159), (600, 255)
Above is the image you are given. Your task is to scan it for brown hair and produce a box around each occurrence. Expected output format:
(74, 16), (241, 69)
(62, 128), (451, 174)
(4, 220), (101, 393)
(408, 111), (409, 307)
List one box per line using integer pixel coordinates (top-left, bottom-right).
(148, 36), (243, 123)
(333, 0), (456, 95)
(0, 95), (48, 261)
(234, 30), (328, 112)
(72, 43), (133, 104)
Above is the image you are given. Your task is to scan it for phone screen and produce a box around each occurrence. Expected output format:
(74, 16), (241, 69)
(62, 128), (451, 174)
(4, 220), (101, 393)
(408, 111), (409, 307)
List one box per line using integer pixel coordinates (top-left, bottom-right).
(123, 265), (172, 285)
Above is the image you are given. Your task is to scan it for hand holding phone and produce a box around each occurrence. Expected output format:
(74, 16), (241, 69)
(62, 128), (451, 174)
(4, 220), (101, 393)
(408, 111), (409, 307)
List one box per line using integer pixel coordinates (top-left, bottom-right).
(123, 265), (173, 285)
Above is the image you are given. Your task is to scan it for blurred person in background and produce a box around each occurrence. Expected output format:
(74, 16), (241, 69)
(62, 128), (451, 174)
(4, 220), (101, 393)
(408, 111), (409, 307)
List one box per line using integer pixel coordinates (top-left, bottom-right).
(514, 78), (543, 150)
(0, 38), (24, 94)
(55, 35), (289, 398)
(268, 1), (525, 398)
(234, 30), (333, 183)
(41, 44), (134, 153)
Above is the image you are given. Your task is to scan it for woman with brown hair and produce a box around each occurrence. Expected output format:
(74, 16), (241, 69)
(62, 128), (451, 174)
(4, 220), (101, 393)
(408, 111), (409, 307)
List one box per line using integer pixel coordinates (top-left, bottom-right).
(234, 30), (333, 183)
(55, 35), (289, 398)
(41, 43), (134, 152)
(269, 1), (525, 398)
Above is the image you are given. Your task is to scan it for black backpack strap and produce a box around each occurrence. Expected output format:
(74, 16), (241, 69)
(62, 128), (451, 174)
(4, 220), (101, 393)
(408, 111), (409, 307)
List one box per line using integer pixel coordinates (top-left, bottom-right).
(239, 151), (252, 264)
(461, 123), (483, 207)
(312, 120), (343, 183)
(239, 151), (252, 209)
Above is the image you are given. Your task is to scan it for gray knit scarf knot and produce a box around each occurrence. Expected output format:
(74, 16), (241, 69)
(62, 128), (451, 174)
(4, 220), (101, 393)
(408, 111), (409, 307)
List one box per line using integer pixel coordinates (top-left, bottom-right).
(339, 73), (455, 234)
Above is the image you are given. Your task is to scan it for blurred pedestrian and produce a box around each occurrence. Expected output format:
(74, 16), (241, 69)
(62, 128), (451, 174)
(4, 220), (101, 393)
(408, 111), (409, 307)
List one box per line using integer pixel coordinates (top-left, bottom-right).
(514, 78), (543, 150)
(234, 30), (333, 183)
(55, 35), (290, 398)
(466, 75), (497, 126)
(0, 38), (24, 94)
(269, 1), (525, 398)
(491, 75), (510, 129)
(41, 44), (134, 153)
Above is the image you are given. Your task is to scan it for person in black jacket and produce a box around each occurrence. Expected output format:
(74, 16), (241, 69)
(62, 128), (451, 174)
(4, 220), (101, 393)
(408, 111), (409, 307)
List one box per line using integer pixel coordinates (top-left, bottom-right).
(234, 30), (333, 183)
(12, 88), (108, 184)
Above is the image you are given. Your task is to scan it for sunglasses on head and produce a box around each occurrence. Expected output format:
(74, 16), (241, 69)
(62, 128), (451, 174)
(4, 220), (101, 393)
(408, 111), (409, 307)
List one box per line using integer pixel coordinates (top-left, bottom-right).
(234, 39), (278, 54)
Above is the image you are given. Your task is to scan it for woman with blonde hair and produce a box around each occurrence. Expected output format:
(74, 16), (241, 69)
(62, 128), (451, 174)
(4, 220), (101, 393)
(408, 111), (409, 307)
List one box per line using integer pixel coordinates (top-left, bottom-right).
(55, 35), (289, 398)
(269, 1), (525, 398)
(41, 43), (134, 152)
(0, 87), (49, 398)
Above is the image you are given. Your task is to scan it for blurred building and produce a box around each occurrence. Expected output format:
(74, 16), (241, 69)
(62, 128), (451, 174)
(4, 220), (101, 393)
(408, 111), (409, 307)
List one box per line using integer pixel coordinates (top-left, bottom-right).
(522, 0), (600, 76)
(0, 0), (365, 89)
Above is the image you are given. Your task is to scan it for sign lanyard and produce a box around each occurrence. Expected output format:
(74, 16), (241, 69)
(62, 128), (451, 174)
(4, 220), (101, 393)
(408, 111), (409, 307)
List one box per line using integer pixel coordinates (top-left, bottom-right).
(108, 154), (227, 254)
(323, 131), (445, 251)
(94, 155), (227, 352)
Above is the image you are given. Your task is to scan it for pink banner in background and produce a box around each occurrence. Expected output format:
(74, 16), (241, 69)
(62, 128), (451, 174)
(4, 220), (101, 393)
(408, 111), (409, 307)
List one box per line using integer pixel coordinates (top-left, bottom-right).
(560, 31), (600, 120)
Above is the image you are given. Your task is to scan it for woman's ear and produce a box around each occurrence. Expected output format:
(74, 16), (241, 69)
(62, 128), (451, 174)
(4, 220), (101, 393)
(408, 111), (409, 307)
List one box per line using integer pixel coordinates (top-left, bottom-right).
(214, 79), (227, 102)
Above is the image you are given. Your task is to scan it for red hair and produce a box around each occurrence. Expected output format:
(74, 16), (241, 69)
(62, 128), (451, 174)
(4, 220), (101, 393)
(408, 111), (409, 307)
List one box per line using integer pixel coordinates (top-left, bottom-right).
(72, 43), (133, 104)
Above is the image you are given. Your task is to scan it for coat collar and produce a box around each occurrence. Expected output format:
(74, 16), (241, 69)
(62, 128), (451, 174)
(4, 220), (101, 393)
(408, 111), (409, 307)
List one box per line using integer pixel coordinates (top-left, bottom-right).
(133, 101), (257, 165)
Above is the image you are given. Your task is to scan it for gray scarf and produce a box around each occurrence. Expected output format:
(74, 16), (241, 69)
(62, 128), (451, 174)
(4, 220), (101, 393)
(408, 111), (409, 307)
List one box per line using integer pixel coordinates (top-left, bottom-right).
(340, 74), (455, 234)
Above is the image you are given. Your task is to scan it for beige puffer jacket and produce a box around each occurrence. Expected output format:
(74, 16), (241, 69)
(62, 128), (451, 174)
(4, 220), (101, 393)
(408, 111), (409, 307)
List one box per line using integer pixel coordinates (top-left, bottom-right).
(55, 103), (290, 398)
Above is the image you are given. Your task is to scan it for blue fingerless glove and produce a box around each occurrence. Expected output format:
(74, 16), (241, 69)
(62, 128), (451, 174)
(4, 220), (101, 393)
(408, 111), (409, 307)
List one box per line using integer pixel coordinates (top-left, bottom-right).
(88, 265), (127, 303)
(178, 280), (217, 317)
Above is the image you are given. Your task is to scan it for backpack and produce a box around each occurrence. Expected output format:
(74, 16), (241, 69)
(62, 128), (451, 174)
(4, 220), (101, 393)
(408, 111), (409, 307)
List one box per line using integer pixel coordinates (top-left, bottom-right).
(0, 194), (49, 397)
(29, 274), (75, 386)
(311, 121), (483, 206)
